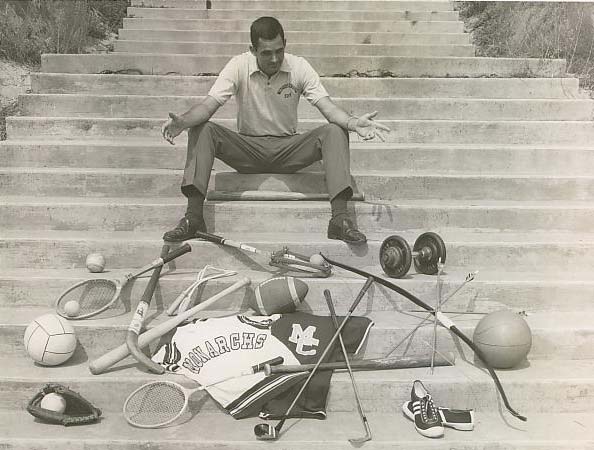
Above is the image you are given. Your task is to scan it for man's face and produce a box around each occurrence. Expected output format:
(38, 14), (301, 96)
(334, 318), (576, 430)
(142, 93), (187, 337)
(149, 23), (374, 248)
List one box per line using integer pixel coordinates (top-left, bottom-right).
(250, 35), (285, 77)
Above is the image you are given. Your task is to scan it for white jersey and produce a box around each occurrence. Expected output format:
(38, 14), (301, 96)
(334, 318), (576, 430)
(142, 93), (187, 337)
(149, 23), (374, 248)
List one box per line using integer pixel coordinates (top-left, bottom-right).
(152, 313), (373, 418)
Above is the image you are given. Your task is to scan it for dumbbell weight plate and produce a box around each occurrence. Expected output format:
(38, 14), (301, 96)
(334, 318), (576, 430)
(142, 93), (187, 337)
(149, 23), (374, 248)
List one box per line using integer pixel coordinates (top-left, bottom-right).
(379, 235), (412, 278)
(413, 232), (446, 275)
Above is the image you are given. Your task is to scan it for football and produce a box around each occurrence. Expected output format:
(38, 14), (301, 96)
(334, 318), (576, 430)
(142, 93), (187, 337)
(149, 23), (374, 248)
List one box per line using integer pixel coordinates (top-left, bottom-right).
(251, 276), (309, 315)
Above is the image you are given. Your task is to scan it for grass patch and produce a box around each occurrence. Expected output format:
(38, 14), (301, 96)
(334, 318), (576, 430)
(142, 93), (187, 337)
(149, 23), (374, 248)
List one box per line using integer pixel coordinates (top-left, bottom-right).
(0, 0), (129, 66)
(456, 2), (594, 89)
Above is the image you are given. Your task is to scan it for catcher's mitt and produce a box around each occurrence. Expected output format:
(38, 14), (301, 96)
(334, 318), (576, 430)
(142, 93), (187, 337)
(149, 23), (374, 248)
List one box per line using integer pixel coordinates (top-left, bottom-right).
(27, 383), (102, 426)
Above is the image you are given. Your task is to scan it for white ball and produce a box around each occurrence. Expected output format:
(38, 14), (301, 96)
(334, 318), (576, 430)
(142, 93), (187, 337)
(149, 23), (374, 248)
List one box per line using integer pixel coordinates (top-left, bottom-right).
(86, 253), (105, 273)
(40, 393), (67, 413)
(64, 300), (80, 317)
(309, 253), (325, 266)
(23, 314), (77, 366)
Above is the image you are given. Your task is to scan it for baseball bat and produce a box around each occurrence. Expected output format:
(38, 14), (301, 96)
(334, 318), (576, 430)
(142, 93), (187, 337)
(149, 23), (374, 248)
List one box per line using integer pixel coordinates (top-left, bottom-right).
(89, 277), (251, 375)
(264, 354), (453, 375)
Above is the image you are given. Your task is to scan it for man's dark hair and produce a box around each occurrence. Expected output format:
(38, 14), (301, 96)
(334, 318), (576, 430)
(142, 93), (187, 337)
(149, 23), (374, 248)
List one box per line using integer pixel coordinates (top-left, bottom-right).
(250, 16), (285, 48)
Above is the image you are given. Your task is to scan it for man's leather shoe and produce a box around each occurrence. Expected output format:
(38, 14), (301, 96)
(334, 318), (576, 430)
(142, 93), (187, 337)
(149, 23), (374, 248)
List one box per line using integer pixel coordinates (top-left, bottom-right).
(327, 217), (367, 244)
(163, 216), (206, 242)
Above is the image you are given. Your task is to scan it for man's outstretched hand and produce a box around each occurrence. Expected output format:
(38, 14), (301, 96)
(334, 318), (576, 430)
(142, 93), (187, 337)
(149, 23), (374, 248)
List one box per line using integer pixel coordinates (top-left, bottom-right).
(161, 112), (186, 145)
(354, 111), (390, 142)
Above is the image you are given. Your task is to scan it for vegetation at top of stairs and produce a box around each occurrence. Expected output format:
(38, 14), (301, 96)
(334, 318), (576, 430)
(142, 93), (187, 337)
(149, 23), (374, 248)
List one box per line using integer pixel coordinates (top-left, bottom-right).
(457, 1), (594, 90)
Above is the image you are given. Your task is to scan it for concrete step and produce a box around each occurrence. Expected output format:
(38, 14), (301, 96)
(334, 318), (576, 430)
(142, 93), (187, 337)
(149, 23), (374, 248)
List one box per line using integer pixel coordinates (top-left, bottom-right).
(20, 95), (594, 121)
(121, 17), (465, 33)
(39, 54), (566, 78)
(9, 117), (594, 145)
(113, 40), (475, 57)
(2, 307), (592, 361)
(118, 28), (471, 45)
(3, 167), (594, 201)
(2, 229), (594, 275)
(2, 267), (590, 313)
(30, 73), (581, 99)
(131, 0), (458, 11)
(1, 409), (593, 449)
(0, 352), (593, 416)
(1, 139), (593, 177)
(3, 196), (594, 234)
(4, 140), (594, 175)
(213, 171), (594, 201)
(127, 6), (461, 21)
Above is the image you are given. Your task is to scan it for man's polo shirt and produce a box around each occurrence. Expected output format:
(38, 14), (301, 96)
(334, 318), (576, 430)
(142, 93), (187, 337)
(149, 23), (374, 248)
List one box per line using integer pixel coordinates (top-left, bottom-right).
(207, 52), (329, 137)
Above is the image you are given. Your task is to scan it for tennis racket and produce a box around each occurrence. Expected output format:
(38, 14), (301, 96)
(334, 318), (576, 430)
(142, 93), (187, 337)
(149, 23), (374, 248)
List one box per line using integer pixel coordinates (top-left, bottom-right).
(166, 265), (237, 316)
(56, 244), (191, 320)
(123, 356), (283, 428)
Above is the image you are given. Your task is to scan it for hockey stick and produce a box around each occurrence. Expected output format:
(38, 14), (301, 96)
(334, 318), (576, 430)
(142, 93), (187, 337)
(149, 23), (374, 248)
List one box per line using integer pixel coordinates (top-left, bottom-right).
(207, 190), (365, 201)
(254, 277), (375, 441)
(126, 244), (170, 374)
(264, 354), (453, 375)
(320, 254), (527, 422)
(194, 230), (331, 278)
(324, 289), (371, 444)
(89, 277), (251, 375)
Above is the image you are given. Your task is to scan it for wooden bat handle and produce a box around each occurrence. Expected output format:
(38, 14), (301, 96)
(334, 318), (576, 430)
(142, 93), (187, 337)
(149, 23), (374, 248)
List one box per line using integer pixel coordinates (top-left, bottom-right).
(89, 277), (251, 375)
(265, 354), (454, 375)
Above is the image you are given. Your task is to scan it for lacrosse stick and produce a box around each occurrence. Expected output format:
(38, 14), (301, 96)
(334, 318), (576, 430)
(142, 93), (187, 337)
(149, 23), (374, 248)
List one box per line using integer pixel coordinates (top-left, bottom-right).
(167, 265), (237, 316)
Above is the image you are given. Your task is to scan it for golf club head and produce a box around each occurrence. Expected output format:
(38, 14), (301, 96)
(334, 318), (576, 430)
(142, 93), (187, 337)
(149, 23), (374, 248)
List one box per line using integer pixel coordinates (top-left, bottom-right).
(348, 422), (372, 445)
(254, 423), (278, 441)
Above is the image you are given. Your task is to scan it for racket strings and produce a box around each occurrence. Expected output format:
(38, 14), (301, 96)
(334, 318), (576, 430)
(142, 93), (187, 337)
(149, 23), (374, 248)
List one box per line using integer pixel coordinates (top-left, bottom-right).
(124, 382), (187, 427)
(58, 279), (118, 316)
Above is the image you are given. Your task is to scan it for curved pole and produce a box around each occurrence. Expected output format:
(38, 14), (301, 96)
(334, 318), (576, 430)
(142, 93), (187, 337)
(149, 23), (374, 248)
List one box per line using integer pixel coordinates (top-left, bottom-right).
(320, 254), (527, 422)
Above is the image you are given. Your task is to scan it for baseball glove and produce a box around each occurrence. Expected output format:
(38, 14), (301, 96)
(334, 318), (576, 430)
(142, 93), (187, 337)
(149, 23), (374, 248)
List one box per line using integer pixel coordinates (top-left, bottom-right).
(27, 383), (102, 426)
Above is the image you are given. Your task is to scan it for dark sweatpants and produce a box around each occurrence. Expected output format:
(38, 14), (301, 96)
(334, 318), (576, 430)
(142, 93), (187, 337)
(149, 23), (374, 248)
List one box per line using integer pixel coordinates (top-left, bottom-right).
(181, 121), (353, 201)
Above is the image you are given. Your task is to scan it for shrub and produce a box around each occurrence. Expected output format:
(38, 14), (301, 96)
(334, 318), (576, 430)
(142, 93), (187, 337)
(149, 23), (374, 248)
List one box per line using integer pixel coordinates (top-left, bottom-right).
(0, 0), (129, 66)
(457, 2), (594, 88)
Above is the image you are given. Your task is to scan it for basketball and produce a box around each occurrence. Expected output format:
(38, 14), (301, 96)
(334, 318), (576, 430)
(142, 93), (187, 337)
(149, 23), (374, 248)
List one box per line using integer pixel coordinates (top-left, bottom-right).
(472, 309), (532, 369)
(251, 276), (309, 315)
(86, 252), (106, 273)
(23, 313), (77, 366)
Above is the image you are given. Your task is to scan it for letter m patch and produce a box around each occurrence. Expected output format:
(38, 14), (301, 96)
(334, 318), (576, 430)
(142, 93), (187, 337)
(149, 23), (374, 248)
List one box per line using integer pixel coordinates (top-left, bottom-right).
(289, 324), (320, 356)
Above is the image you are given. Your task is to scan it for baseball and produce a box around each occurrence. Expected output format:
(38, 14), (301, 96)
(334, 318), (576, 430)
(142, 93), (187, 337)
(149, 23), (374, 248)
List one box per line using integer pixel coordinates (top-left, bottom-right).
(64, 300), (80, 317)
(309, 253), (325, 266)
(40, 393), (67, 413)
(86, 253), (106, 273)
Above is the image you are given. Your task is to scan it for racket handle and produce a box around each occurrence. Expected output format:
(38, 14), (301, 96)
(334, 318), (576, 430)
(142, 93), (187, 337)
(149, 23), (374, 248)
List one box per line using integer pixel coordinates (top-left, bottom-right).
(162, 243), (192, 264)
(194, 231), (225, 244)
(89, 277), (251, 375)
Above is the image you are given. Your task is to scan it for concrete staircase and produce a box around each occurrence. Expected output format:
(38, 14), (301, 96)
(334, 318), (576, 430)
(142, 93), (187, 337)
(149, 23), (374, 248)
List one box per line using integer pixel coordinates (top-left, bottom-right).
(1, 0), (593, 447)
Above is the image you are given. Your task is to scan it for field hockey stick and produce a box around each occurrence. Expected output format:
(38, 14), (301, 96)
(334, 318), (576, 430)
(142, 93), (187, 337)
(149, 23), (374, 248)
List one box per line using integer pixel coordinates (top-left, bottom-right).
(194, 230), (331, 278)
(324, 289), (371, 444)
(89, 277), (251, 375)
(126, 244), (170, 375)
(55, 243), (191, 320)
(264, 354), (453, 375)
(254, 277), (375, 441)
(320, 254), (527, 422)
(167, 265), (237, 316)
(123, 356), (283, 428)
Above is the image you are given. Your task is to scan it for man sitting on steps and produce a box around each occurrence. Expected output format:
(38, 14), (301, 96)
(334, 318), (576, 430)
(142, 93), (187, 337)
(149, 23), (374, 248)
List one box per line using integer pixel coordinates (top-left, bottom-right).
(161, 16), (390, 244)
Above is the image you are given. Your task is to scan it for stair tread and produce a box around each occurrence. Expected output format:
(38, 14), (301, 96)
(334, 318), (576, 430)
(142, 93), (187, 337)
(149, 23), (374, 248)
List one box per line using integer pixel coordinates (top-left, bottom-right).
(0, 409), (592, 446)
(4, 228), (594, 243)
(3, 306), (593, 331)
(3, 267), (592, 284)
(1, 353), (593, 383)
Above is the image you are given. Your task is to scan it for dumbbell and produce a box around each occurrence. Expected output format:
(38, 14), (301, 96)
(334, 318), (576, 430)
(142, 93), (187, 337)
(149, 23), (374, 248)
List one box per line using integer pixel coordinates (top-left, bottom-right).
(379, 232), (446, 278)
